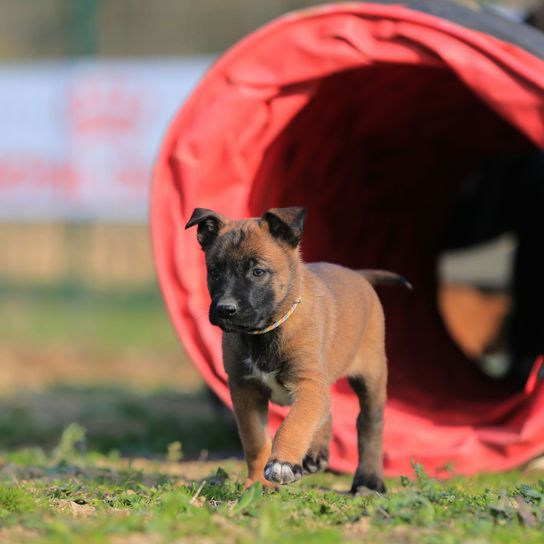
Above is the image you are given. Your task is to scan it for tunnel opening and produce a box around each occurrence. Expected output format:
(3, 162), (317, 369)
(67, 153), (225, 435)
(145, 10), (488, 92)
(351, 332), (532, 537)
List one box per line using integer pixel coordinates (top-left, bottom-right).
(249, 64), (536, 418)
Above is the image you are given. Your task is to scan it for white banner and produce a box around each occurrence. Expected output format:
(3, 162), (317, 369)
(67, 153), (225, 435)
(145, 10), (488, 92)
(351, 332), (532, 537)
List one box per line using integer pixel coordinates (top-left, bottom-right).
(0, 57), (214, 221)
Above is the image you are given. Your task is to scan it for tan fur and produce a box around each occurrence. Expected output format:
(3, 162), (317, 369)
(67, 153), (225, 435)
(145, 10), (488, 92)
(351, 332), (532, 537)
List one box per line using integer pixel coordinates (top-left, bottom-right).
(187, 208), (392, 493)
(228, 261), (386, 489)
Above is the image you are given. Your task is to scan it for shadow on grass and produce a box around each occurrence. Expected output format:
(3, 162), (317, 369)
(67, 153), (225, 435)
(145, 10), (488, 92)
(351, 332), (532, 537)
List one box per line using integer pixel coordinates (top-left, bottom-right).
(0, 385), (241, 459)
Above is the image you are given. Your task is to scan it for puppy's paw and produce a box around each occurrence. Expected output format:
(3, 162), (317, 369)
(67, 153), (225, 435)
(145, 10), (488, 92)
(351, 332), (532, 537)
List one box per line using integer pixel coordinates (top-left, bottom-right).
(302, 449), (329, 474)
(350, 472), (386, 495)
(264, 459), (303, 485)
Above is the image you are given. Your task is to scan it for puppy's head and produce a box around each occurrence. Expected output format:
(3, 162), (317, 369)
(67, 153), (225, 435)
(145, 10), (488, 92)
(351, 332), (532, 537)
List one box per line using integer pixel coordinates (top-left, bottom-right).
(185, 207), (306, 333)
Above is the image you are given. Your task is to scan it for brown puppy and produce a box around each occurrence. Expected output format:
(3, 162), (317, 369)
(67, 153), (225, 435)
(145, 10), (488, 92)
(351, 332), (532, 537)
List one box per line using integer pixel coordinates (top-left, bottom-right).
(186, 207), (409, 494)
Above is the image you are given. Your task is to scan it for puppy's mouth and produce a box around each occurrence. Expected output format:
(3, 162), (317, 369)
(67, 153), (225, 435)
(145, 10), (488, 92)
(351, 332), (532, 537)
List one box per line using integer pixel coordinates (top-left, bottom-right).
(216, 319), (267, 334)
(210, 314), (269, 334)
(219, 323), (255, 333)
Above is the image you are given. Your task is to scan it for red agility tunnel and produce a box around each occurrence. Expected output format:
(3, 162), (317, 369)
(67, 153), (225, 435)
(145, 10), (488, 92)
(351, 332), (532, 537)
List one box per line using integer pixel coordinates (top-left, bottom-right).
(151, 1), (544, 476)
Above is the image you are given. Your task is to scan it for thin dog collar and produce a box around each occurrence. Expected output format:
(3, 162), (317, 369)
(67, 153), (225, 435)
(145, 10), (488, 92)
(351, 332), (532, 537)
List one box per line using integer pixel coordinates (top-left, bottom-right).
(247, 297), (302, 335)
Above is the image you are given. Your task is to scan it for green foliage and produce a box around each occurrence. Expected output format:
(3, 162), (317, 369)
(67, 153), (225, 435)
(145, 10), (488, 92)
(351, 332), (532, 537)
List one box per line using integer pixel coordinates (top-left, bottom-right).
(0, 426), (543, 542)
(0, 282), (177, 353)
(226, 481), (262, 516)
(367, 462), (544, 541)
(0, 484), (36, 518)
(0, 385), (240, 456)
(166, 441), (183, 463)
(52, 423), (87, 464)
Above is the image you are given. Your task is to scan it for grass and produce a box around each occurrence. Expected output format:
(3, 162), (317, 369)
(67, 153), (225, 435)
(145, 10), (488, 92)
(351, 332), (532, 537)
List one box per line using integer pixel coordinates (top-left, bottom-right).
(0, 281), (202, 392)
(2, 280), (543, 542)
(0, 385), (239, 457)
(0, 281), (176, 353)
(0, 424), (543, 544)
(0, 386), (542, 544)
(1, 382), (542, 543)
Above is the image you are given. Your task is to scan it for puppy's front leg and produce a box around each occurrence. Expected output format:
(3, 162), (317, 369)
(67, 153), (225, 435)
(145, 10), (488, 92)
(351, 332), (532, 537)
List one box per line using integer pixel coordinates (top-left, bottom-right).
(265, 374), (329, 485)
(229, 379), (274, 489)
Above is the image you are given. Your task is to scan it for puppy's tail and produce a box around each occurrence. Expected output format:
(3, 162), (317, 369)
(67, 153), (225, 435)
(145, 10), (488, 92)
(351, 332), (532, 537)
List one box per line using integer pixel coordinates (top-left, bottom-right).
(358, 269), (413, 291)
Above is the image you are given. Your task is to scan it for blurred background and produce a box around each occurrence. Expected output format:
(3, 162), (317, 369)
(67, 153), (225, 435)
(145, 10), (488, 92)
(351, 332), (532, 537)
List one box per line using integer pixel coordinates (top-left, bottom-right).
(0, 0), (540, 459)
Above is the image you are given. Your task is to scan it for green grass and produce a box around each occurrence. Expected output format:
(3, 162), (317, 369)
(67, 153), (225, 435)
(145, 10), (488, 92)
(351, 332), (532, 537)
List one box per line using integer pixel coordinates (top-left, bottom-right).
(1, 281), (543, 542)
(0, 425), (543, 543)
(1, 383), (542, 543)
(0, 281), (177, 353)
(0, 385), (239, 457)
(0, 280), (200, 392)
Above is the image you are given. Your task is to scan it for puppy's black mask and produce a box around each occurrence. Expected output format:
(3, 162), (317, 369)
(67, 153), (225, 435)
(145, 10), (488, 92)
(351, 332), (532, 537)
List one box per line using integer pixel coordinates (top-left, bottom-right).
(185, 207), (306, 333)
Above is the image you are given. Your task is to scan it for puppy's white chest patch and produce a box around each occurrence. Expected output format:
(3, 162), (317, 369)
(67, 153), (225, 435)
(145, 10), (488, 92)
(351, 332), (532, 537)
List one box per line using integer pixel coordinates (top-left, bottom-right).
(244, 358), (291, 406)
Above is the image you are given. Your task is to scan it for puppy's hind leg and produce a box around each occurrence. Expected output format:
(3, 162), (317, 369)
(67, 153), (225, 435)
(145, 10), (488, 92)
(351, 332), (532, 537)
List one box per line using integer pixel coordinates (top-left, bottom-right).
(303, 414), (331, 474)
(348, 369), (387, 494)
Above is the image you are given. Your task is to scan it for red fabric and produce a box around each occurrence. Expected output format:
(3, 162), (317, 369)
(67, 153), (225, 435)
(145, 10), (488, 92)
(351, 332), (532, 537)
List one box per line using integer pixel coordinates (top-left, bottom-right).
(151, 3), (544, 476)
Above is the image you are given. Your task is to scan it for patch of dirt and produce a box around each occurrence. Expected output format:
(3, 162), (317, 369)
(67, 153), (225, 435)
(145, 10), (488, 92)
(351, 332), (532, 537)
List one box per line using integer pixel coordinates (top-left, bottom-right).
(52, 499), (97, 517)
(0, 525), (40, 542)
(343, 516), (371, 539)
(102, 457), (244, 483)
(110, 534), (163, 544)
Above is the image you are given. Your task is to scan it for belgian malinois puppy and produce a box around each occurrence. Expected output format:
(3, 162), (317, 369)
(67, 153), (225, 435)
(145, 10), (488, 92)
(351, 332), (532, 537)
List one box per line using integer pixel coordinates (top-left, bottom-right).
(186, 207), (410, 494)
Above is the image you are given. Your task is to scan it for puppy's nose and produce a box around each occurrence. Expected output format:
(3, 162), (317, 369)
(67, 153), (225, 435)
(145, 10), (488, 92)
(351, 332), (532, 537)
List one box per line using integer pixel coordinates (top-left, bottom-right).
(216, 300), (238, 318)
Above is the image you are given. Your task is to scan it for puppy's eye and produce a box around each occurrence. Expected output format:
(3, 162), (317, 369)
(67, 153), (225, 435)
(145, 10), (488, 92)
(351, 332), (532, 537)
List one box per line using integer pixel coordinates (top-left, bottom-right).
(252, 268), (266, 277)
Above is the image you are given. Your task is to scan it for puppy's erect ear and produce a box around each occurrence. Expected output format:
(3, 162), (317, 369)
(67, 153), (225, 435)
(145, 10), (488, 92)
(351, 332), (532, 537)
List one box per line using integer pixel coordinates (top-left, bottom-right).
(185, 208), (227, 250)
(262, 207), (306, 247)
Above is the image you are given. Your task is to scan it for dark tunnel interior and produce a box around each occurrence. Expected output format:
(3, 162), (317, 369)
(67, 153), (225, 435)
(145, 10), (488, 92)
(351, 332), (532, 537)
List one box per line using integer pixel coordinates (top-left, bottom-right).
(249, 64), (542, 417)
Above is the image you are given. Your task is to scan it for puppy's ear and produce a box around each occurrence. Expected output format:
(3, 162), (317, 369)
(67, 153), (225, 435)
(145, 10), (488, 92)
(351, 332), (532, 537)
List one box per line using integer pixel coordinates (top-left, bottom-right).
(185, 208), (227, 250)
(262, 207), (306, 247)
